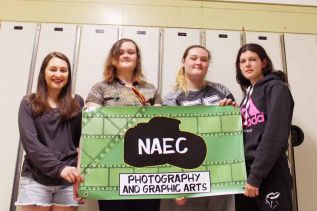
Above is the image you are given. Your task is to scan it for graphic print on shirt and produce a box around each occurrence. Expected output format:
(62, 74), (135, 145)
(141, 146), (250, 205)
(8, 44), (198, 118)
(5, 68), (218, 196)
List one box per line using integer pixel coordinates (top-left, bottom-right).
(181, 99), (202, 106)
(265, 192), (280, 209)
(202, 95), (221, 105)
(181, 95), (221, 106)
(241, 97), (265, 128)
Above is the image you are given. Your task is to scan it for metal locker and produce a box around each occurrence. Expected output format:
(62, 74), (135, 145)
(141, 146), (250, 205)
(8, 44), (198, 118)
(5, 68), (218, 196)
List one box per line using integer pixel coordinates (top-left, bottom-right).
(121, 26), (161, 89)
(161, 28), (201, 97)
(75, 25), (118, 99)
(245, 32), (284, 72)
(32, 23), (77, 92)
(0, 21), (37, 211)
(205, 30), (243, 103)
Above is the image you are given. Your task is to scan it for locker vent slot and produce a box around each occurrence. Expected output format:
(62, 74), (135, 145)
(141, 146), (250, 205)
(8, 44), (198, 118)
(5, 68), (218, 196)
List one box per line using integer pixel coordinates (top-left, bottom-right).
(95, 29), (105, 33)
(219, 34), (228, 38)
(14, 26), (23, 30)
(258, 36), (267, 40)
(54, 27), (63, 32)
(137, 31), (146, 35)
(178, 32), (187, 37)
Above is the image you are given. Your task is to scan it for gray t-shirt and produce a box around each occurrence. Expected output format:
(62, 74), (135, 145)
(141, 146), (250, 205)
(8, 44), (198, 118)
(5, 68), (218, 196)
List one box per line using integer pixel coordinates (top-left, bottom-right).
(163, 81), (234, 106)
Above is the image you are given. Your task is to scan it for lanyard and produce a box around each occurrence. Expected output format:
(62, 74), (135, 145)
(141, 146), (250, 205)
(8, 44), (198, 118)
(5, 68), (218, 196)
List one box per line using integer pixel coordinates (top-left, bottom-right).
(115, 78), (148, 105)
(131, 87), (148, 105)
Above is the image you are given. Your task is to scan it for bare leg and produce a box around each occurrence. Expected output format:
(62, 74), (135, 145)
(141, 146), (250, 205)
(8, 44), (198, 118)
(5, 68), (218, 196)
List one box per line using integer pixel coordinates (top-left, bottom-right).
(21, 206), (51, 211)
(51, 206), (77, 211)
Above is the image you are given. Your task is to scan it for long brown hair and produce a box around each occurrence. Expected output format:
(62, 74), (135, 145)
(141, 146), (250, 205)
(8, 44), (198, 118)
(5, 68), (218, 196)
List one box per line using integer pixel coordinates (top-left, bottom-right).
(28, 52), (80, 120)
(103, 38), (144, 84)
(175, 45), (211, 93)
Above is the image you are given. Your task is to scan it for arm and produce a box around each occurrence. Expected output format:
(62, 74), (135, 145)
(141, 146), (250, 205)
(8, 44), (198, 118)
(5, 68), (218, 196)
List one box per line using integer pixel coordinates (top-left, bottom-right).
(61, 95), (84, 183)
(248, 84), (294, 188)
(85, 82), (105, 107)
(213, 82), (237, 107)
(175, 197), (188, 206)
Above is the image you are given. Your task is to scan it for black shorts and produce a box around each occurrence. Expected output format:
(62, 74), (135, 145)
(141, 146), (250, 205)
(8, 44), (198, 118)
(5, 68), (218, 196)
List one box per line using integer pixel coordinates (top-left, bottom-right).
(235, 157), (293, 211)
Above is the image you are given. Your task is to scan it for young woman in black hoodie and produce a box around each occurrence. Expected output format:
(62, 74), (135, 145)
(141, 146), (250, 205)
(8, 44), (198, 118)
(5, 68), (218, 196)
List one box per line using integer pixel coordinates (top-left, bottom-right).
(235, 43), (294, 211)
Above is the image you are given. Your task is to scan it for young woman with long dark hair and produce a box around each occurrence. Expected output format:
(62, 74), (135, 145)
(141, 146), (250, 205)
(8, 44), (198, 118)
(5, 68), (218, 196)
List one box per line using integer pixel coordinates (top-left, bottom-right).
(15, 52), (84, 211)
(235, 43), (294, 211)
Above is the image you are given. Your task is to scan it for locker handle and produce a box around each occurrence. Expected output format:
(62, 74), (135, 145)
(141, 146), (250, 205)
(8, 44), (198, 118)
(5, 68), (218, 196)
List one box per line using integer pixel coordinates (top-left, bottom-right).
(219, 34), (228, 38)
(178, 32), (187, 37)
(14, 26), (23, 30)
(95, 29), (105, 33)
(137, 31), (146, 35)
(54, 27), (63, 32)
(258, 36), (267, 40)
(291, 125), (304, 147)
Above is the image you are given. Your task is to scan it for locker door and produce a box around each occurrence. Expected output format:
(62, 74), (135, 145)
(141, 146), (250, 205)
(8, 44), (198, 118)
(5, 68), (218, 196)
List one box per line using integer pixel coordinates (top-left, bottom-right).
(205, 30), (243, 103)
(284, 33), (317, 211)
(121, 26), (160, 88)
(245, 32), (284, 71)
(161, 28), (201, 97)
(32, 23), (77, 92)
(0, 21), (37, 210)
(75, 25), (118, 99)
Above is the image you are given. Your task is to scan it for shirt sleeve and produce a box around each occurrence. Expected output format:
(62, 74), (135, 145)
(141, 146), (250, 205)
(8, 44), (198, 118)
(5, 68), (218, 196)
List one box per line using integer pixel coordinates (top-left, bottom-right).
(247, 83), (294, 187)
(214, 82), (236, 102)
(162, 91), (179, 106)
(18, 98), (66, 179)
(86, 82), (104, 105)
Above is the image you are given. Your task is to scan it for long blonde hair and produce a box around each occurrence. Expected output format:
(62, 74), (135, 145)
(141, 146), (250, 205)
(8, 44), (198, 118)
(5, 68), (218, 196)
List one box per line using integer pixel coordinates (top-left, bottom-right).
(175, 45), (211, 93)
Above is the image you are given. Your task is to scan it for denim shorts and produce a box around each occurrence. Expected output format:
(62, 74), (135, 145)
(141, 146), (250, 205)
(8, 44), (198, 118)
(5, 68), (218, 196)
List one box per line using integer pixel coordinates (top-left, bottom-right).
(15, 176), (79, 207)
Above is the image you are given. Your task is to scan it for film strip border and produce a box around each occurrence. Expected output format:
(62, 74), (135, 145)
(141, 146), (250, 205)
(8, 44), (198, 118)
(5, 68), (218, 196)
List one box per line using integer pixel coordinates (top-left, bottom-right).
(82, 108), (242, 138)
(82, 110), (241, 119)
(81, 106), (149, 175)
(80, 159), (245, 168)
(80, 159), (246, 192)
(81, 131), (243, 139)
(80, 181), (246, 192)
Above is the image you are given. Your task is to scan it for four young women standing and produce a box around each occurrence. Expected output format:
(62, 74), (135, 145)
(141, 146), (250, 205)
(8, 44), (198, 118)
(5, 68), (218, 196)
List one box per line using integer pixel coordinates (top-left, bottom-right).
(15, 39), (294, 211)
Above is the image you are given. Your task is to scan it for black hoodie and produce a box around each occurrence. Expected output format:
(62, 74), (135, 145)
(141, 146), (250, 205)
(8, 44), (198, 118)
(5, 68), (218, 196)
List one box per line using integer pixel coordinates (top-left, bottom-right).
(240, 73), (294, 187)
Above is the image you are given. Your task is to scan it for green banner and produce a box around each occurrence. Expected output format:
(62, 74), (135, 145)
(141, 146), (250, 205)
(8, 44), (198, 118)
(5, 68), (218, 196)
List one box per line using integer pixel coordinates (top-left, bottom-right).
(79, 105), (246, 200)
